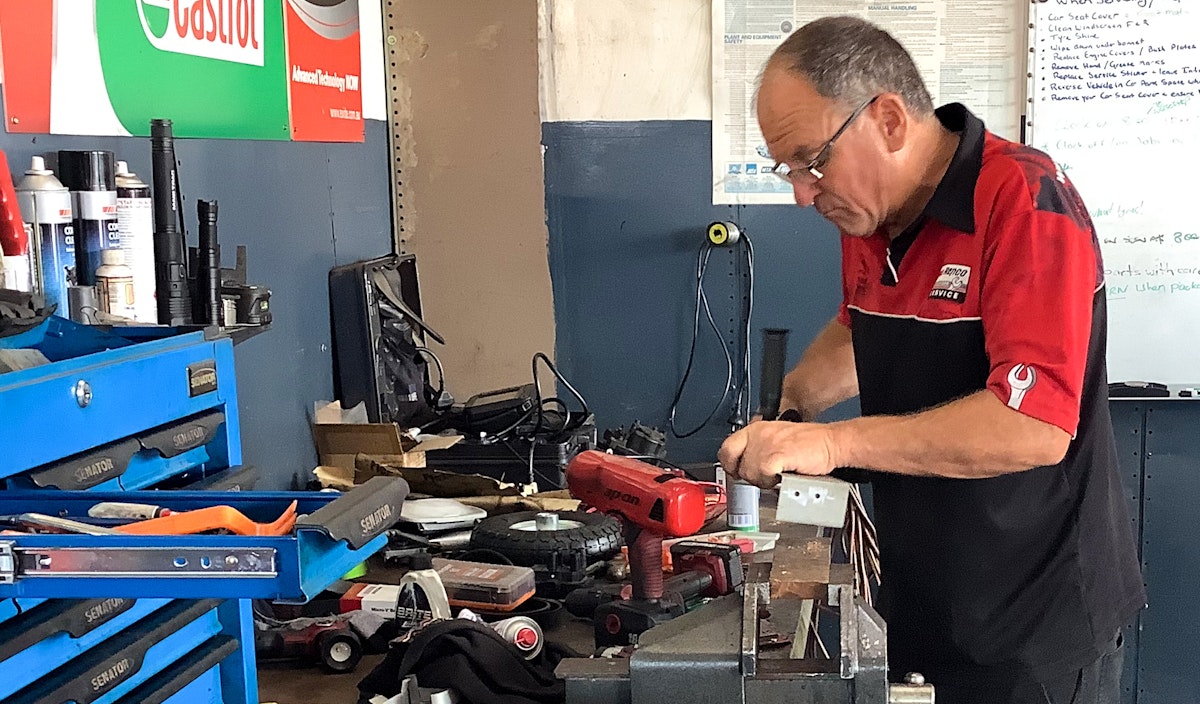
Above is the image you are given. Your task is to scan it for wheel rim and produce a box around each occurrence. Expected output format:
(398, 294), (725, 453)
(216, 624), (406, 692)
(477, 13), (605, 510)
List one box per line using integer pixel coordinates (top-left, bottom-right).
(509, 518), (585, 531)
(329, 641), (354, 662)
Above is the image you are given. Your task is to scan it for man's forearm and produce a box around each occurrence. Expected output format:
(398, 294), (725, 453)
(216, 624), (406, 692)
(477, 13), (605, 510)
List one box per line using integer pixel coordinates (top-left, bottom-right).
(828, 391), (1071, 479)
(782, 317), (858, 420)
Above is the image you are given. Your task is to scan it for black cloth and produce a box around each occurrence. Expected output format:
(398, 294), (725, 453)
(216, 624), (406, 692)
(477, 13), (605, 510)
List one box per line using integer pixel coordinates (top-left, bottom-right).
(357, 620), (566, 704)
(927, 631), (1125, 704)
(839, 104), (1145, 684)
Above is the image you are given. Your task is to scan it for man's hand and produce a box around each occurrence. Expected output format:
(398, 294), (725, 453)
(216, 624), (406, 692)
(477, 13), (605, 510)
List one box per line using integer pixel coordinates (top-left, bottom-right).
(717, 421), (840, 489)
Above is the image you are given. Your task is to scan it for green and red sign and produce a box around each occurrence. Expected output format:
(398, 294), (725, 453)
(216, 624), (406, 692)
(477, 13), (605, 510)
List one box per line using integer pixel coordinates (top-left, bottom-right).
(0, 0), (362, 142)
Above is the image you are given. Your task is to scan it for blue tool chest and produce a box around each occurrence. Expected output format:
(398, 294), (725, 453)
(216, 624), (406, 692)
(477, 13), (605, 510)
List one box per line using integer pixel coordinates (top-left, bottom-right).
(0, 317), (406, 703)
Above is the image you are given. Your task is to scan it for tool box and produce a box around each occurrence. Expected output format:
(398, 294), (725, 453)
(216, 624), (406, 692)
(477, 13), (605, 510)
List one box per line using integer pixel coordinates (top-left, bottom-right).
(0, 316), (406, 703)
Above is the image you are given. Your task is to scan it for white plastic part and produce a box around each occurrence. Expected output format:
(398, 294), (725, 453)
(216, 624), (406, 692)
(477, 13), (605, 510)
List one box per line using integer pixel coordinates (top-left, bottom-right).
(776, 474), (852, 528)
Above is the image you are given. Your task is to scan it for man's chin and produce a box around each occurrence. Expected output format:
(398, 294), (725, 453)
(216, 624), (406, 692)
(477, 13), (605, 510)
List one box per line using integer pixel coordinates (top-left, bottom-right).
(824, 212), (872, 237)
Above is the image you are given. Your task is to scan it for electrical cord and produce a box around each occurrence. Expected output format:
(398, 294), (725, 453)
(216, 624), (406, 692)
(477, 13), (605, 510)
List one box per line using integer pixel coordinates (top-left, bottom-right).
(532, 352), (590, 436)
(413, 345), (446, 400)
(731, 231), (755, 426)
(669, 243), (735, 438)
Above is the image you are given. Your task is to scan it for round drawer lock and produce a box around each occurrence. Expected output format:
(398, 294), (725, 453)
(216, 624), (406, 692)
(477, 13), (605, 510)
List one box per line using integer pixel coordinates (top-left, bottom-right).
(74, 380), (93, 408)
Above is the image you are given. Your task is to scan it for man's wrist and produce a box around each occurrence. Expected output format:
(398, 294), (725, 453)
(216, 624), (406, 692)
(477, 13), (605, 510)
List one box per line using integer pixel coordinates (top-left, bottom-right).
(826, 419), (861, 471)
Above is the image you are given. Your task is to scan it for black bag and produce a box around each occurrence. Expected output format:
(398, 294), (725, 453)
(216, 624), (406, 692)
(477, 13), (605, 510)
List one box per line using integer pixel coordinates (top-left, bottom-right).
(358, 620), (566, 704)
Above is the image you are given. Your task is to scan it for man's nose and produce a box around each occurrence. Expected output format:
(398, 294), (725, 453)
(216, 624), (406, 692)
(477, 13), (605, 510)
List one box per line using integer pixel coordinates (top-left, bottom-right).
(792, 178), (820, 207)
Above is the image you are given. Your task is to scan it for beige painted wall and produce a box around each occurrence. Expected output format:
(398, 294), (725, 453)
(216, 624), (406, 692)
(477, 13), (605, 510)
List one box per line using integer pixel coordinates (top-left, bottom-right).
(387, 1), (556, 400)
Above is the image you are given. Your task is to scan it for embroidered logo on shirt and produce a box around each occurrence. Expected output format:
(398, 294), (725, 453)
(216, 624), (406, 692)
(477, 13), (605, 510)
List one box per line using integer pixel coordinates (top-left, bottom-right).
(1006, 364), (1037, 410)
(929, 264), (971, 303)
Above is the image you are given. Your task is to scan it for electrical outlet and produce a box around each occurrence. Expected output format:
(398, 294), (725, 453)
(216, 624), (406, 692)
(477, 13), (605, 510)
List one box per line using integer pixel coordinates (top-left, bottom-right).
(776, 474), (850, 528)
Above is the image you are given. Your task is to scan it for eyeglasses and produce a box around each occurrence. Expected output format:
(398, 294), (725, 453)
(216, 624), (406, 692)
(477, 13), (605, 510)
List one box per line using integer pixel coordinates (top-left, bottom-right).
(769, 95), (880, 184)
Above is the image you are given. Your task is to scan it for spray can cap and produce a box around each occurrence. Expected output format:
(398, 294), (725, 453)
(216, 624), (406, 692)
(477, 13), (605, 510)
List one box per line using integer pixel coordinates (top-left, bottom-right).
(57, 150), (116, 192)
(100, 249), (125, 267)
(26, 156), (53, 176)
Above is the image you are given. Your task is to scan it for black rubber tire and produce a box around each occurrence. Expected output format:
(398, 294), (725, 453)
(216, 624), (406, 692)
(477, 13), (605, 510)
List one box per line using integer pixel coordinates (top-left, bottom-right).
(317, 630), (363, 674)
(468, 511), (622, 567)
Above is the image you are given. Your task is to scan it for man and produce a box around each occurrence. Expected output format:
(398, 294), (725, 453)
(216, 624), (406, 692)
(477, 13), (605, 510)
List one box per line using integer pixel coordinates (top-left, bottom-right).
(718, 16), (1144, 704)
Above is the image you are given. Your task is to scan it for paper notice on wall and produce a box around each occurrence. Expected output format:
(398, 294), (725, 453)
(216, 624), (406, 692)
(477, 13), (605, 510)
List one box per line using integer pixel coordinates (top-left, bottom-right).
(712, 1), (1025, 205)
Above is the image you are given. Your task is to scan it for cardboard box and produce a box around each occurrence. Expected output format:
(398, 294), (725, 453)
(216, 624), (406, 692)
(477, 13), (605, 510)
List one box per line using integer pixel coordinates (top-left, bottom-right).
(311, 400), (461, 470)
(340, 583), (403, 618)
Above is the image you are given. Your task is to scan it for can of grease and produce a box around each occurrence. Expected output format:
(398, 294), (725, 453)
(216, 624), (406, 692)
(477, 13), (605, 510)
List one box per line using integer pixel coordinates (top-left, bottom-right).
(57, 150), (118, 286)
(15, 156), (75, 313)
(115, 161), (157, 323)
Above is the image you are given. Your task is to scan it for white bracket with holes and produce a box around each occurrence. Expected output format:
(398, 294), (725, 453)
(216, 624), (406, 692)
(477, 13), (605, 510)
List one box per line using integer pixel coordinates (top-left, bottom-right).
(776, 475), (852, 528)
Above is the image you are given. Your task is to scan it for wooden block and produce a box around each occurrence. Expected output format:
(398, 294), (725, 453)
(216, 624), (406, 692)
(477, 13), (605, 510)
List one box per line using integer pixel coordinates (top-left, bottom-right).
(769, 537), (832, 600)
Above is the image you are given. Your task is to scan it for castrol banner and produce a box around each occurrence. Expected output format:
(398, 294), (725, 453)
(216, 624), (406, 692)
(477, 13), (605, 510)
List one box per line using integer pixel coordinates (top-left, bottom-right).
(0, 0), (363, 142)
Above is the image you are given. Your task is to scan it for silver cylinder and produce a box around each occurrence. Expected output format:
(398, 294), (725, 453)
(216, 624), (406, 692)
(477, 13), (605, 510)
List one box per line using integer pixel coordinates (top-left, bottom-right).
(889, 672), (935, 704)
(535, 512), (559, 531)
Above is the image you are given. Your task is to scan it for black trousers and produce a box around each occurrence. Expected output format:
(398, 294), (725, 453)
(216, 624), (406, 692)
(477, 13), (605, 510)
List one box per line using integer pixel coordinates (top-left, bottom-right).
(914, 633), (1125, 704)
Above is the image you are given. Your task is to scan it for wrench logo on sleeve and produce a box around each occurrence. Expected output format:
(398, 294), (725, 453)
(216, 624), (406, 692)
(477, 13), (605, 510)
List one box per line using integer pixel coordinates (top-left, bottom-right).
(1006, 364), (1037, 410)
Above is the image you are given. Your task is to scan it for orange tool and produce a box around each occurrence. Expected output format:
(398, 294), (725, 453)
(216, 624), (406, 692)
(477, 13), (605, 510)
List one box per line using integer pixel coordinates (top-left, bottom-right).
(113, 501), (298, 537)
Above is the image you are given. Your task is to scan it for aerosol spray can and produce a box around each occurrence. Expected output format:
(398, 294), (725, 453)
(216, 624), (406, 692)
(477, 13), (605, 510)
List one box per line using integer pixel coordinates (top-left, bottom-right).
(57, 150), (118, 286)
(0, 151), (33, 293)
(458, 609), (544, 659)
(115, 161), (156, 323)
(16, 156), (75, 313)
(95, 249), (136, 319)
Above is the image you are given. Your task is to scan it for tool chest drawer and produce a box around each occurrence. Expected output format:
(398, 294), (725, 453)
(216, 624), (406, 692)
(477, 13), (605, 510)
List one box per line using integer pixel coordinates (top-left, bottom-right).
(0, 597), (174, 701)
(7, 410), (232, 492)
(7, 598), (224, 704)
(0, 477), (407, 602)
(112, 635), (242, 704)
(0, 318), (240, 477)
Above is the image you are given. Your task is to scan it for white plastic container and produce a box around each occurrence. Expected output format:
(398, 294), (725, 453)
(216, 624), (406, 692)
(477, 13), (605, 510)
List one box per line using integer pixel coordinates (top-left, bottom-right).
(727, 479), (761, 532)
(94, 248), (136, 318)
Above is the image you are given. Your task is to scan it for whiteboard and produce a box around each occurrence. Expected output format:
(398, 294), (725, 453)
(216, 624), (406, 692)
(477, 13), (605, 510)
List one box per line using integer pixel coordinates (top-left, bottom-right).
(1029, 0), (1200, 384)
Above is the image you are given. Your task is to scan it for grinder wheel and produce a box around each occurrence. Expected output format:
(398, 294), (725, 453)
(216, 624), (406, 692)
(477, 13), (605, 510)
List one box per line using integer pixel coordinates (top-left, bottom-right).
(468, 510), (622, 567)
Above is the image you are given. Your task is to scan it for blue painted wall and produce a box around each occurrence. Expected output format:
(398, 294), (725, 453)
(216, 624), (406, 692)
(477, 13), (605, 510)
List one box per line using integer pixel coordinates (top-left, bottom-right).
(0, 98), (393, 488)
(543, 120), (858, 463)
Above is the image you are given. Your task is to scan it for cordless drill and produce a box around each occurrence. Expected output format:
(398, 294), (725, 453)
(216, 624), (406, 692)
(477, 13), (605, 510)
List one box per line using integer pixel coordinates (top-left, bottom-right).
(567, 450), (740, 646)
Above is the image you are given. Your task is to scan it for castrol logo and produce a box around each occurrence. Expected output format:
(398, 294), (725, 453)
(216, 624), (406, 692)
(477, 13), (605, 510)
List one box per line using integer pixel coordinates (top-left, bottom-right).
(137, 0), (264, 66)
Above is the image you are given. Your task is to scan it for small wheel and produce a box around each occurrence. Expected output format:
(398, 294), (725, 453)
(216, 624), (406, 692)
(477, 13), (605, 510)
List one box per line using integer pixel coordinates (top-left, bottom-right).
(317, 630), (363, 673)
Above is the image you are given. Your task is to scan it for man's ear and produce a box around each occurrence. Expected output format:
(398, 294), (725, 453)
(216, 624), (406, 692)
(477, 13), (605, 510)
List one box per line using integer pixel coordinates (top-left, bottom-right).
(872, 93), (909, 154)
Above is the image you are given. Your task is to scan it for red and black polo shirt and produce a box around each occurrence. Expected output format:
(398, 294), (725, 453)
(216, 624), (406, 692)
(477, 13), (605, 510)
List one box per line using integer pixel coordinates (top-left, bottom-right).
(838, 104), (1144, 684)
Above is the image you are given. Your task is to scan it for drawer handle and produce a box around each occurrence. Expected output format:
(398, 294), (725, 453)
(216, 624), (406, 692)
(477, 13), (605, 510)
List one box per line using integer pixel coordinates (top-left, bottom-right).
(74, 379), (92, 408)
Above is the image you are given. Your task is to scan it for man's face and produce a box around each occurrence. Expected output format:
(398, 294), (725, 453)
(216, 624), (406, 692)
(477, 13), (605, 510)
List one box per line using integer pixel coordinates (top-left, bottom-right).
(756, 67), (891, 237)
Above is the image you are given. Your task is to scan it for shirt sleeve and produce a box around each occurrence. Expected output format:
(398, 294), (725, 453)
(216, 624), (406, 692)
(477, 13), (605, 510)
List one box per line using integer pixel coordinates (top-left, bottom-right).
(981, 202), (1099, 436)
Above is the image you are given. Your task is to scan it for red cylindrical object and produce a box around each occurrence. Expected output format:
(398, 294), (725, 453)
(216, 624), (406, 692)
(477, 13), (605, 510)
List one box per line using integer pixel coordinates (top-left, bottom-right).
(627, 526), (664, 601)
(0, 151), (29, 256)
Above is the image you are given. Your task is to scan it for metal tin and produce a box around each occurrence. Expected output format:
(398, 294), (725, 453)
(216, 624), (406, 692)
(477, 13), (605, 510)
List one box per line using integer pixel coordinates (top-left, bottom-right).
(726, 480), (760, 532)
